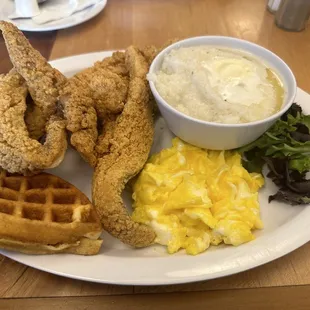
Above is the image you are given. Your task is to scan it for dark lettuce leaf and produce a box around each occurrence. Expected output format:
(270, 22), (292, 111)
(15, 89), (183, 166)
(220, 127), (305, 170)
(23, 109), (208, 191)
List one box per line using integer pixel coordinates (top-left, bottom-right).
(290, 131), (310, 143)
(299, 115), (310, 132)
(281, 102), (302, 121)
(295, 122), (309, 134)
(242, 157), (265, 173)
(269, 189), (310, 205)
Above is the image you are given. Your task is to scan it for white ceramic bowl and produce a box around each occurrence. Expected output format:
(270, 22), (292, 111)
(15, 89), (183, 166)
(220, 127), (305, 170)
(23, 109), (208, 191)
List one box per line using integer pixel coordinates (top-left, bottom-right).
(148, 36), (297, 150)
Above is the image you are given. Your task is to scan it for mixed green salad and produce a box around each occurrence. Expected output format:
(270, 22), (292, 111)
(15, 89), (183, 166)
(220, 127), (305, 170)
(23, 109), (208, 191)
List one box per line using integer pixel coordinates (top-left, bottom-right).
(239, 103), (310, 205)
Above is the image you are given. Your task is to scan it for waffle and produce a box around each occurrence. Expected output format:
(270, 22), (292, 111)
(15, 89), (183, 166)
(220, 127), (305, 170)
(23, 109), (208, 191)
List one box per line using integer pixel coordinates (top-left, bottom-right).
(0, 171), (103, 255)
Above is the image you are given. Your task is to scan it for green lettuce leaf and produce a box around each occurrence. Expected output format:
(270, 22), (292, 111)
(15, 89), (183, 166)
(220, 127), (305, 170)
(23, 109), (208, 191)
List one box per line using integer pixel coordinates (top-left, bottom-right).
(289, 156), (310, 174)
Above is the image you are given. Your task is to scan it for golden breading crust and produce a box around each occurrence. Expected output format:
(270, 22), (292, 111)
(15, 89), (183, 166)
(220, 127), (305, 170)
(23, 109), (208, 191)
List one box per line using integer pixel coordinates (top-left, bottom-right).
(74, 51), (129, 117)
(61, 51), (130, 167)
(92, 46), (156, 247)
(0, 70), (67, 174)
(0, 21), (67, 140)
(60, 77), (98, 167)
(58, 41), (162, 247)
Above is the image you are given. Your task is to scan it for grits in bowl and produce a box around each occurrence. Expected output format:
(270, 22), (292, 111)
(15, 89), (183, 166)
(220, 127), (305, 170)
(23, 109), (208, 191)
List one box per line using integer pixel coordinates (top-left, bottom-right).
(149, 46), (284, 124)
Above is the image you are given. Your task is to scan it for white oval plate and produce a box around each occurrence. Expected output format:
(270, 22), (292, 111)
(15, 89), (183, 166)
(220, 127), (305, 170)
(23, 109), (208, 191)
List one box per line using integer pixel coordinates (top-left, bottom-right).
(1, 51), (310, 285)
(0, 0), (107, 32)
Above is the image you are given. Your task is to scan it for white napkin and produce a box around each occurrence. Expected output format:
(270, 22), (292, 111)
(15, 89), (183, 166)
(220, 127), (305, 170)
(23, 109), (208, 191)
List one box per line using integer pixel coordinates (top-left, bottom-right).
(32, 0), (102, 24)
(8, 0), (40, 19)
(9, 0), (102, 25)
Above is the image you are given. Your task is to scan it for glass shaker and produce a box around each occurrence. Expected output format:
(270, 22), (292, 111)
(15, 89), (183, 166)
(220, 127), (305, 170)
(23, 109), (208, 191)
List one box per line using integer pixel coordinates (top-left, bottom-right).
(275, 0), (310, 31)
(267, 0), (282, 13)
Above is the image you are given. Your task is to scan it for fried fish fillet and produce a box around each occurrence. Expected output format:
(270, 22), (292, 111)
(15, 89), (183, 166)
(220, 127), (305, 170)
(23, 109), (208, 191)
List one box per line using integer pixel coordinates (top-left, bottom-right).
(0, 22), (67, 174)
(60, 77), (98, 167)
(0, 21), (67, 140)
(74, 51), (129, 117)
(92, 46), (156, 247)
(62, 44), (164, 167)
(61, 51), (130, 166)
(0, 70), (67, 174)
(61, 44), (159, 247)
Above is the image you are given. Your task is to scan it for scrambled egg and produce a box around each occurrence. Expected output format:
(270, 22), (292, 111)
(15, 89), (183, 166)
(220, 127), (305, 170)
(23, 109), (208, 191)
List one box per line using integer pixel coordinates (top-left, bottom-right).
(132, 138), (264, 255)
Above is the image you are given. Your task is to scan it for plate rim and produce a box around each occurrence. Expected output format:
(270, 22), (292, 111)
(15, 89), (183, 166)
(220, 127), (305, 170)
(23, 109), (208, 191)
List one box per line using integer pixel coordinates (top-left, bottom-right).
(2, 220), (310, 286)
(1, 51), (310, 286)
